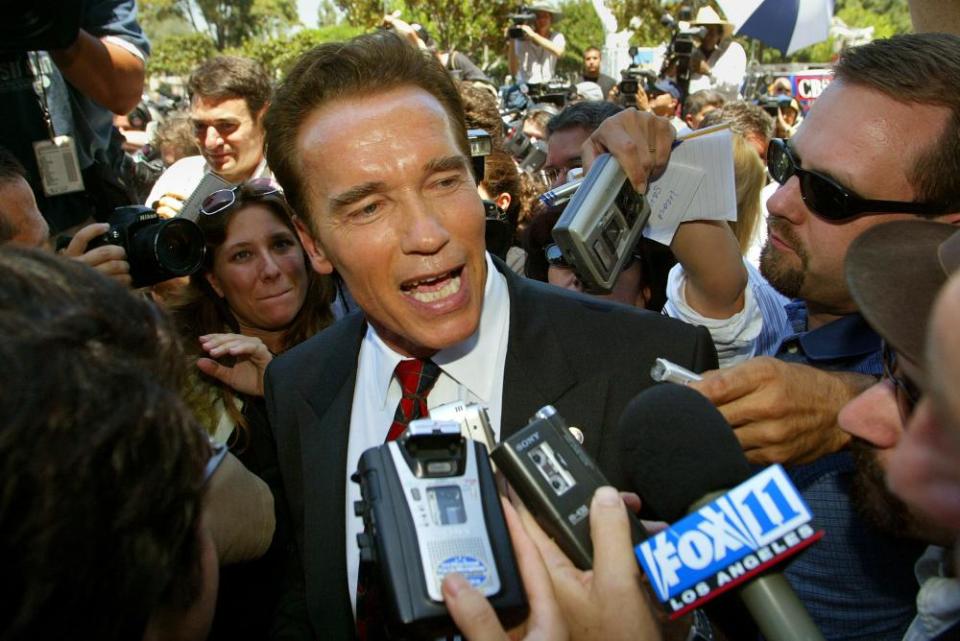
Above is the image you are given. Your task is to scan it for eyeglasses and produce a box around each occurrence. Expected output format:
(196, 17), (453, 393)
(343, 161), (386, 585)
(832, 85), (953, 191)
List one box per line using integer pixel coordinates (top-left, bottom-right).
(200, 178), (281, 217)
(766, 138), (948, 221)
(881, 340), (922, 423)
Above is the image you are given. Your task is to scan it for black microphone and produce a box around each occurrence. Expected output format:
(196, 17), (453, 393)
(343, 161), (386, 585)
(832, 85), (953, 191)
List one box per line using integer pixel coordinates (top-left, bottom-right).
(619, 383), (825, 641)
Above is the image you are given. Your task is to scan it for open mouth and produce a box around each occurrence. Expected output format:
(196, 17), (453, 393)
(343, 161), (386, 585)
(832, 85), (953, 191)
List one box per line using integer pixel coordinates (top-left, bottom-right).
(400, 266), (464, 304)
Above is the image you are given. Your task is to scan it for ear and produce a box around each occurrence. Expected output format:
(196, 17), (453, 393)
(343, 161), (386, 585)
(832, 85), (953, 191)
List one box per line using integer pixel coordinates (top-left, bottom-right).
(495, 192), (511, 213)
(293, 216), (335, 275)
(637, 285), (652, 309)
(205, 270), (224, 298)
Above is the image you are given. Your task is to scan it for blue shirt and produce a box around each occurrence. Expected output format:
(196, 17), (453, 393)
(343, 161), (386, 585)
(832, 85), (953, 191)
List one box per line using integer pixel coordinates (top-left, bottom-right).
(773, 302), (925, 641)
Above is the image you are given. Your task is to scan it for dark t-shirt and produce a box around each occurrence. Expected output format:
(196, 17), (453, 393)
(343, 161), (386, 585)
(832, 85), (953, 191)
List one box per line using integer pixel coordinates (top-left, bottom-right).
(0, 0), (149, 232)
(582, 72), (616, 99)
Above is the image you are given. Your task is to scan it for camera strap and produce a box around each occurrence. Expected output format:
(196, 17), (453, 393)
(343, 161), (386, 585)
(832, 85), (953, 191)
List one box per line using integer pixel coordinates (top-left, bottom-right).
(28, 51), (85, 198)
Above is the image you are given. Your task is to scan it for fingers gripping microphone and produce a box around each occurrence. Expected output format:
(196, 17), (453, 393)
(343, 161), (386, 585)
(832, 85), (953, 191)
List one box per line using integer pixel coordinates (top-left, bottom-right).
(619, 384), (825, 641)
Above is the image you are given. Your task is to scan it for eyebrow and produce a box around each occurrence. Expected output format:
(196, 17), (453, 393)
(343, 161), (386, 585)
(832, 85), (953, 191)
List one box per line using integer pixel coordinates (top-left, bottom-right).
(788, 139), (858, 192)
(327, 155), (469, 213)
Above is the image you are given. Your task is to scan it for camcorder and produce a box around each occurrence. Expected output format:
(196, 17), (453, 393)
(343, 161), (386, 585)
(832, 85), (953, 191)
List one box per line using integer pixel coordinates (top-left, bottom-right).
(526, 80), (577, 111)
(618, 65), (657, 108)
(503, 124), (548, 173)
(58, 205), (206, 288)
(660, 6), (706, 103)
(492, 405), (647, 569)
(551, 153), (650, 293)
(757, 94), (791, 118)
(352, 419), (528, 638)
(507, 6), (536, 39)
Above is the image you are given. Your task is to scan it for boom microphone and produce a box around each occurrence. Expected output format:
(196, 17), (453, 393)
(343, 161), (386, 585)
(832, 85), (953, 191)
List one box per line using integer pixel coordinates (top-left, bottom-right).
(618, 384), (825, 641)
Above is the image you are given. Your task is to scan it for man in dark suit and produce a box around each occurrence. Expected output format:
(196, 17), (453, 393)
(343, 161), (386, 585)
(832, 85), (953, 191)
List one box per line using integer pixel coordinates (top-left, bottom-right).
(262, 31), (717, 638)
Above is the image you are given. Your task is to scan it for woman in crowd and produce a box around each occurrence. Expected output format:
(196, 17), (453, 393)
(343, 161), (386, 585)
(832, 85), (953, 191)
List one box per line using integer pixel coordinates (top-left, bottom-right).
(664, 133), (791, 366)
(168, 178), (333, 639)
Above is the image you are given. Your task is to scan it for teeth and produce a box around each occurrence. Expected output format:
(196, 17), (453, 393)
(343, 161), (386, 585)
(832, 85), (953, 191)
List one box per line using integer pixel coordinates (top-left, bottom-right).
(407, 275), (461, 303)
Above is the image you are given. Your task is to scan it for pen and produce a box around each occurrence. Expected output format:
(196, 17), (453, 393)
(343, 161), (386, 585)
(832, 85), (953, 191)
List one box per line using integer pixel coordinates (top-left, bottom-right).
(671, 121), (732, 149)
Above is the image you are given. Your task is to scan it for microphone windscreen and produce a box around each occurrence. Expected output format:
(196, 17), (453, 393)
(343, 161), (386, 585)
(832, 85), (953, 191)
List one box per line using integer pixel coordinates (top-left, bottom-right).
(618, 383), (752, 521)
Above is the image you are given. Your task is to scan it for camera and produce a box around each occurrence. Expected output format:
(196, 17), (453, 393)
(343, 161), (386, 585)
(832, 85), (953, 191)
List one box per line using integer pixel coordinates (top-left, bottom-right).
(59, 206), (205, 288)
(659, 6), (706, 103)
(551, 153), (650, 293)
(503, 124), (548, 173)
(618, 66), (657, 108)
(352, 419), (528, 637)
(508, 6), (536, 39)
(492, 405), (647, 569)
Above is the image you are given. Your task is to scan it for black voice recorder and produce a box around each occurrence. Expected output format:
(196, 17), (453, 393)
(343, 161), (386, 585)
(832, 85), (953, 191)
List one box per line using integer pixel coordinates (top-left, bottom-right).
(492, 406), (647, 570)
(353, 419), (528, 637)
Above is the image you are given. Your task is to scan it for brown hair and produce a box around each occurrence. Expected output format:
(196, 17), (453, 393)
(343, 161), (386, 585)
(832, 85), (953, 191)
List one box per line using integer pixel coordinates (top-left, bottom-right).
(265, 31), (469, 234)
(153, 112), (200, 163)
(459, 80), (504, 145)
(700, 100), (774, 141)
(169, 183), (333, 441)
(482, 146), (522, 230)
(187, 56), (273, 119)
(833, 33), (960, 210)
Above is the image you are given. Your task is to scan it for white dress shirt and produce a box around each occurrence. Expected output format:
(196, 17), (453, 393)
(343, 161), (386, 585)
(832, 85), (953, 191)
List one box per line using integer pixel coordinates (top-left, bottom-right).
(343, 253), (511, 613)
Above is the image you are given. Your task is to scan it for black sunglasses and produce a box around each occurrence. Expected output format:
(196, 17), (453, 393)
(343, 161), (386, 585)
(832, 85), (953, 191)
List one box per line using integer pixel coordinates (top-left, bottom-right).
(881, 340), (922, 424)
(766, 138), (948, 221)
(200, 177), (281, 217)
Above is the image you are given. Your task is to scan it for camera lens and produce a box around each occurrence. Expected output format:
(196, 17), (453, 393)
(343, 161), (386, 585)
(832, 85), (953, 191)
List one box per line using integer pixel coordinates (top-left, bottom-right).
(155, 218), (205, 275)
(531, 452), (542, 464)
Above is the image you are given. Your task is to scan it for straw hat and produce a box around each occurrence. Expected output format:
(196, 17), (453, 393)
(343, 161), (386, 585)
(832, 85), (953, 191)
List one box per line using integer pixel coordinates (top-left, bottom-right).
(529, 1), (563, 23)
(691, 7), (734, 38)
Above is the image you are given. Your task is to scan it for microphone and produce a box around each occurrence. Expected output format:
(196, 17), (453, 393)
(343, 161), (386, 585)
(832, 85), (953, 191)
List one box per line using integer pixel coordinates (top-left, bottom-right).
(619, 384), (825, 641)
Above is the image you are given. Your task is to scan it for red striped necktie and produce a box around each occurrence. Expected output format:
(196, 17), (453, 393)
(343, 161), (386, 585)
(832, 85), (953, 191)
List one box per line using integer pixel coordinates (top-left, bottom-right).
(385, 358), (441, 442)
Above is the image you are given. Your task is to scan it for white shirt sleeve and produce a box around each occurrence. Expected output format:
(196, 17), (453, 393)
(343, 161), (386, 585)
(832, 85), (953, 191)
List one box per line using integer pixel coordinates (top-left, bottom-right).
(663, 261), (763, 368)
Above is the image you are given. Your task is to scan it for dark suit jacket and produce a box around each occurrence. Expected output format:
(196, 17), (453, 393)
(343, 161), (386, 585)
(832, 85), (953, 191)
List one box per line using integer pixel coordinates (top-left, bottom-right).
(263, 260), (717, 639)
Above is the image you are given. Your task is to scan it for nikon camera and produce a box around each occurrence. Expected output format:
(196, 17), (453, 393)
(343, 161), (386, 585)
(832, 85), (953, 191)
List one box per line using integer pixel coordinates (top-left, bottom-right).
(59, 206), (206, 288)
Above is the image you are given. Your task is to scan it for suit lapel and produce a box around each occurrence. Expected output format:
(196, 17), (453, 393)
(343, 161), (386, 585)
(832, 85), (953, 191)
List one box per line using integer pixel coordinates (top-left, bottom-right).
(295, 314), (365, 632)
(500, 263), (580, 436)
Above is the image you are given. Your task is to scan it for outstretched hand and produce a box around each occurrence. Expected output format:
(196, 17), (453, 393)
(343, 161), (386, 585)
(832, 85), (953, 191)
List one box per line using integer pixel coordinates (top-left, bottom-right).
(197, 333), (273, 397)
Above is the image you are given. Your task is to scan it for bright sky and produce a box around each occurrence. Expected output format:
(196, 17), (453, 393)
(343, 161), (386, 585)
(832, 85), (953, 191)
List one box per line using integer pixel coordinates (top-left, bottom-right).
(298, 0), (322, 28)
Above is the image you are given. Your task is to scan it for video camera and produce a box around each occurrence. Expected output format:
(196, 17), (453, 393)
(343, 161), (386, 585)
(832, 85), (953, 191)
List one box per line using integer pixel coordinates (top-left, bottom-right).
(507, 6), (536, 39)
(660, 5), (706, 103)
(756, 94), (791, 118)
(503, 122), (548, 173)
(57, 206), (206, 288)
(551, 153), (650, 293)
(618, 64), (657, 109)
(352, 419), (528, 638)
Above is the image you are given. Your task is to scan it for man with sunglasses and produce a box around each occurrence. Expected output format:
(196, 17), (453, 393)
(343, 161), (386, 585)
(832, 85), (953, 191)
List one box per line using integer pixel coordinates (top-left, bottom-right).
(840, 221), (960, 641)
(146, 56), (272, 218)
(677, 33), (960, 639)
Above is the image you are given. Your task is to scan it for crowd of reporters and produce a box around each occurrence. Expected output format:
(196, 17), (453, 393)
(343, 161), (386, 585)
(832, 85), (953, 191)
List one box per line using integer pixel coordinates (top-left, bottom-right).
(3, 1), (960, 641)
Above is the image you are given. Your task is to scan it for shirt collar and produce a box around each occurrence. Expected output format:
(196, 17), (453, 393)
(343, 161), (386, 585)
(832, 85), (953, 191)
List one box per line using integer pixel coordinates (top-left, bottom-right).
(783, 301), (882, 362)
(364, 252), (509, 409)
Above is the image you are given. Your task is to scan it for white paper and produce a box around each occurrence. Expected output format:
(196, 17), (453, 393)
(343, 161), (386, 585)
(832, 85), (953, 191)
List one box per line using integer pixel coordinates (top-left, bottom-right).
(642, 128), (737, 245)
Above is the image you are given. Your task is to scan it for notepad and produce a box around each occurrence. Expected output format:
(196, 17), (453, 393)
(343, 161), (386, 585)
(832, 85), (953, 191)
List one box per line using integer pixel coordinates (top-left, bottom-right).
(643, 125), (737, 246)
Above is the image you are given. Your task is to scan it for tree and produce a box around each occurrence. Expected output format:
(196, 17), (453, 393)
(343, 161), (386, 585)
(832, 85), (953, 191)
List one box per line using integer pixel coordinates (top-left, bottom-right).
(139, 0), (300, 50)
(148, 32), (218, 76)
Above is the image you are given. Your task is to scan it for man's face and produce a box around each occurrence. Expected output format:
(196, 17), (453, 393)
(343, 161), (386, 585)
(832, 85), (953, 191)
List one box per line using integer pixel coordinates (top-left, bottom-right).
(534, 11), (552, 35)
(190, 96), (266, 184)
(294, 87), (487, 358)
(889, 275), (960, 534)
(584, 50), (601, 75)
(545, 125), (589, 187)
(838, 369), (951, 543)
(686, 104), (717, 130)
(0, 177), (48, 248)
(701, 25), (723, 51)
(761, 80), (952, 315)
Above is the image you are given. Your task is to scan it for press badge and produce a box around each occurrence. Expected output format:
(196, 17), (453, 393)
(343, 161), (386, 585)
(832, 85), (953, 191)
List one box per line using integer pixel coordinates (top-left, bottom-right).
(33, 135), (84, 197)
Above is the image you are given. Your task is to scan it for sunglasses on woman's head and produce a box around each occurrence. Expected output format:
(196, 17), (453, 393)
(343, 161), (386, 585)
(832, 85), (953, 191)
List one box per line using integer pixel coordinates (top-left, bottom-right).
(200, 178), (281, 217)
(766, 138), (948, 222)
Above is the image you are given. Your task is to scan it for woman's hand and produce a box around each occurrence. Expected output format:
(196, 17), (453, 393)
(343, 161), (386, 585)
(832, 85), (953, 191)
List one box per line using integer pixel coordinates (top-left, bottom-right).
(197, 333), (273, 396)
